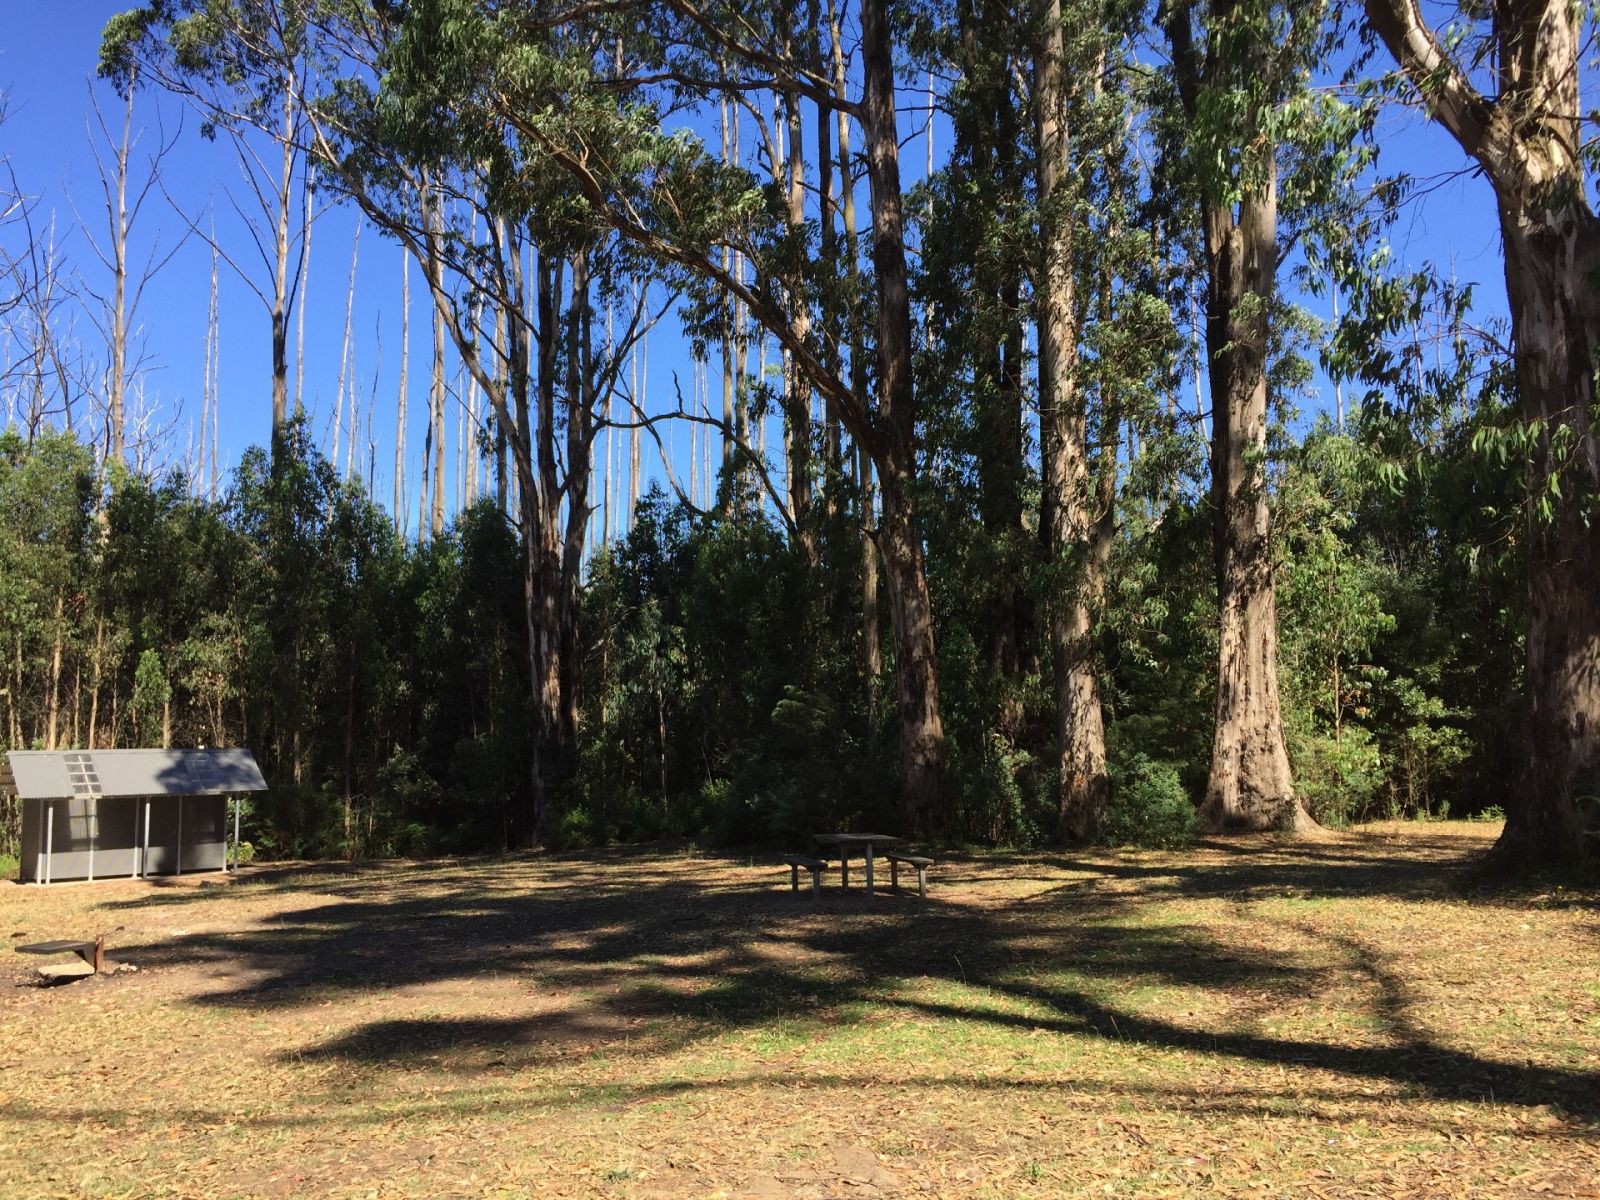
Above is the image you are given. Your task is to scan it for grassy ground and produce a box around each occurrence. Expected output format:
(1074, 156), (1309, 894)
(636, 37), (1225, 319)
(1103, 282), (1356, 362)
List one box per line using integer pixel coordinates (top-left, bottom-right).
(1, 822), (1596, 1199)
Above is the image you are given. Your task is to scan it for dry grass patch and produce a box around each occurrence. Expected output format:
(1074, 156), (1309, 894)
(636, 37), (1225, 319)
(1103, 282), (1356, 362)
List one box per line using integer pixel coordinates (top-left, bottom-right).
(1, 822), (1597, 1198)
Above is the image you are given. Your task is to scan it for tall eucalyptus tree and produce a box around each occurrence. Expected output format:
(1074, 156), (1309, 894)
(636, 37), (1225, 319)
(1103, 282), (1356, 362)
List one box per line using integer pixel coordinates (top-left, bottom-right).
(1362, 0), (1599, 870)
(1162, 0), (1322, 832)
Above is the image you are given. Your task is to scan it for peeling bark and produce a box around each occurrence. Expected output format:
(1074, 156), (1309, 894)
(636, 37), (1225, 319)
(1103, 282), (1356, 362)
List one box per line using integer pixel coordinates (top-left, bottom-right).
(1364, 0), (1599, 870)
(1035, 0), (1109, 842)
(1166, 0), (1311, 834)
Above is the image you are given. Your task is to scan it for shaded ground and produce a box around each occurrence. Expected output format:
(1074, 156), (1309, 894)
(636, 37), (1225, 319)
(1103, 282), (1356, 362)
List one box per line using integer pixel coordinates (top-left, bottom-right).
(1, 821), (1597, 1198)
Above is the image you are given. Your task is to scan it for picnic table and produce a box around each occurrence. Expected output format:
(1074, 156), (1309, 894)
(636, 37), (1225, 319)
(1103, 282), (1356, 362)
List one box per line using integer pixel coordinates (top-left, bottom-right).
(16, 935), (105, 980)
(812, 832), (903, 896)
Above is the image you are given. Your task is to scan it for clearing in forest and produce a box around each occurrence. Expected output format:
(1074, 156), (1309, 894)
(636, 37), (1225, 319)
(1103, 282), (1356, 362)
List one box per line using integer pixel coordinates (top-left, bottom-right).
(0, 822), (1596, 1199)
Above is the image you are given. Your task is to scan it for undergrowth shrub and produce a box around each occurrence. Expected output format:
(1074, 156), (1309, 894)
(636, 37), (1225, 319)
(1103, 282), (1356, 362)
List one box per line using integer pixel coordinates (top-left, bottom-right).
(1287, 724), (1385, 827)
(1104, 751), (1197, 848)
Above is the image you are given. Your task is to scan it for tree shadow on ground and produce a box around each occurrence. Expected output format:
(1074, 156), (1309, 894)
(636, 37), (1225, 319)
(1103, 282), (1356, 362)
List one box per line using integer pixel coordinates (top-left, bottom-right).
(986, 828), (1598, 907)
(94, 831), (1600, 1124)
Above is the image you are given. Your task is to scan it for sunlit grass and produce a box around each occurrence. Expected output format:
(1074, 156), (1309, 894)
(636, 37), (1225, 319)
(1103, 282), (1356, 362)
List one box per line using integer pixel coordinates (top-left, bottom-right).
(1, 822), (1596, 1198)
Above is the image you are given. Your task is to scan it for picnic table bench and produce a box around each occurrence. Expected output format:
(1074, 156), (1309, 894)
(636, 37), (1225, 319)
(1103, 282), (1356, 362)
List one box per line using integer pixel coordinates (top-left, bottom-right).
(783, 854), (828, 898)
(17, 935), (105, 980)
(884, 852), (935, 899)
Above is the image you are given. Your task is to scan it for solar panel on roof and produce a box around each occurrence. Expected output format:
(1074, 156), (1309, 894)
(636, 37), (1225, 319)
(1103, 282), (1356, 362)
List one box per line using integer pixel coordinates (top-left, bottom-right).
(64, 752), (101, 799)
(184, 755), (222, 791)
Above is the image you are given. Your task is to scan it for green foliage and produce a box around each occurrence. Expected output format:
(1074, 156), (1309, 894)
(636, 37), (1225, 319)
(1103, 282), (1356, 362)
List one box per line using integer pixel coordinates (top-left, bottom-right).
(34, 0), (1555, 871)
(131, 650), (171, 746)
(1104, 750), (1198, 849)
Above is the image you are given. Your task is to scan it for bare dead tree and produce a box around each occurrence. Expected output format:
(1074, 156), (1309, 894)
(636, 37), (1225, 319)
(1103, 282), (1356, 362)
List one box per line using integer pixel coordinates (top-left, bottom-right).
(106, 0), (318, 445)
(75, 74), (186, 465)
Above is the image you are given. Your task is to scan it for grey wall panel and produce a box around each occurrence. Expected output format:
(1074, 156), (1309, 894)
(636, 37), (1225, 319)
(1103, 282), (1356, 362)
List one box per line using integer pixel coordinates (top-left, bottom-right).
(180, 797), (226, 871)
(91, 846), (139, 878)
(46, 849), (97, 880)
(20, 798), (41, 882)
(142, 797), (180, 875)
(96, 799), (138, 857)
(18, 787), (230, 883)
(184, 840), (226, 871)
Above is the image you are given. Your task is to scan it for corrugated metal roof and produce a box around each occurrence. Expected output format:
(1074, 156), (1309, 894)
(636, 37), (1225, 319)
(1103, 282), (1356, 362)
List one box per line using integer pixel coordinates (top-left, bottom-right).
(4, 749), (268, 799)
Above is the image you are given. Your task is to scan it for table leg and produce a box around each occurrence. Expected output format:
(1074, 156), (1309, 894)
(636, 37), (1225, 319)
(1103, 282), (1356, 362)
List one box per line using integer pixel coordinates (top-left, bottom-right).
(866, 844), (875, 896)
(841, 855), (849, 889)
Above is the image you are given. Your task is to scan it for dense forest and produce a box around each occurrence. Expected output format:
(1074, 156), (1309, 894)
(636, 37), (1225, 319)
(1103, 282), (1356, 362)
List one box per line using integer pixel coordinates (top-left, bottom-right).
(0, 0), (1593, 872)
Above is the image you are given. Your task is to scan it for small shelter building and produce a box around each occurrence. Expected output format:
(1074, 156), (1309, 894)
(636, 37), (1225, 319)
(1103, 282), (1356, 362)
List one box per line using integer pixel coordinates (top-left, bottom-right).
(7, 749), (267, 884)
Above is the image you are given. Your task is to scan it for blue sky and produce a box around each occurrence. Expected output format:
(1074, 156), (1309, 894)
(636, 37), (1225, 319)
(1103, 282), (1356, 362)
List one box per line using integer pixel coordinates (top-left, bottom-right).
(0, 3), (1512, 535)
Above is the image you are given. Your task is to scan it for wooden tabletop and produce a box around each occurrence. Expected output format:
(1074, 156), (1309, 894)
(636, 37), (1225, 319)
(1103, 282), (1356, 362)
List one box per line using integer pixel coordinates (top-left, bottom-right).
(16, 940), (98, 956)
(813, 833), (903, 847)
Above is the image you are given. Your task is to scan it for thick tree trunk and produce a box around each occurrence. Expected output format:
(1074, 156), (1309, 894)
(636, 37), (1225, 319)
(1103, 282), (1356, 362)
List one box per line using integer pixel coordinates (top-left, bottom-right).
(1361, 0), (1598, 871)
(1034, 0), (1109, 843)
(1356, 0), (1600, 865)
(529, 252), (566, 838)
(502, 232), (547, 842)
(1160, 0), (1309, 834)
(1491, 199), (1600, 870)
(956, 0), (1029, 718)
(558, 252), (595, 755)
(860, 0), (946, 834)
(1198, 168), (1311, 832)
(877, 475), (945, 835)
(828, 6), (881, 738)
